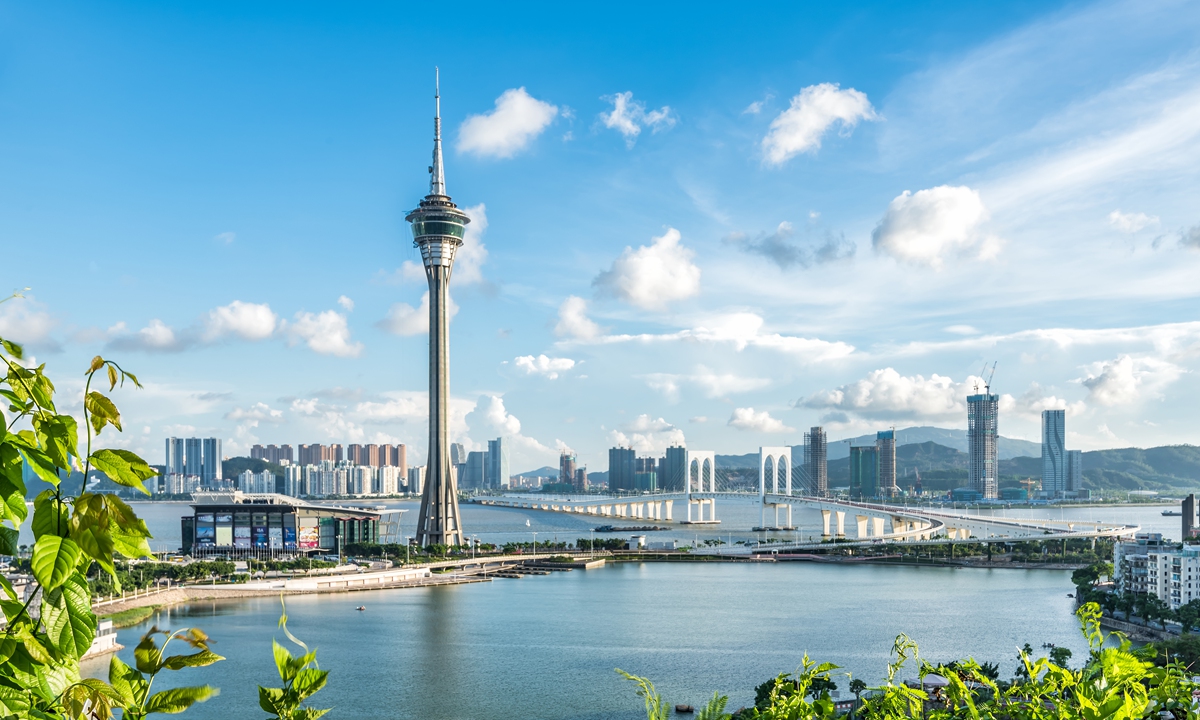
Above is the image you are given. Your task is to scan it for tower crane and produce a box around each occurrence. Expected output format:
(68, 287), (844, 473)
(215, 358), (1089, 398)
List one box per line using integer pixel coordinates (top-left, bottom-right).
(984, 361), (997, 393)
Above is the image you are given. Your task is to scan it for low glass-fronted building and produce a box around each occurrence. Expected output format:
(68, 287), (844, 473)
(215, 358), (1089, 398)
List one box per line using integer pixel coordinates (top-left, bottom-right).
(181, 492), (382, 558)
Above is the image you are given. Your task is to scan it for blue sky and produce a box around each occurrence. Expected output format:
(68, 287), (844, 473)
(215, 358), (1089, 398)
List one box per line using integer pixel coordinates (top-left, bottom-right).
(3, 0), (1200, 472)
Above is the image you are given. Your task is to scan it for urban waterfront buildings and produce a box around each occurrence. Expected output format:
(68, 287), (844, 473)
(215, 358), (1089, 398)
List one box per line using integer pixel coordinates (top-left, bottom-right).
(967, 391), (1000, 499)
(660, 445), (687, 492)
(1115, 532), (1200, 610)
(608, 447), (637, 492)
(408, 75), (469, 545)
(163, 436), (223, 491)
(849, 445), (878, 499)
(1041, 410), (1067, 495)
(803, 427), (828, 497)
(182, 492), (381, 557)
(876, 429), (897, 497)
(1067, 450), (1083, 494)
(487, 438), (509, 489)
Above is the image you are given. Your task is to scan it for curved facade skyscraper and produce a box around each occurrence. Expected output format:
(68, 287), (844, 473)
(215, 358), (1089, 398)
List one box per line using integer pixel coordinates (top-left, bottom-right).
(407, 71), (468, 546)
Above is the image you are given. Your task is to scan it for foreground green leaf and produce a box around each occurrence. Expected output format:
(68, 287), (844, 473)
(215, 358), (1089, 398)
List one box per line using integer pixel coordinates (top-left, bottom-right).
(30, 534), (82, 590)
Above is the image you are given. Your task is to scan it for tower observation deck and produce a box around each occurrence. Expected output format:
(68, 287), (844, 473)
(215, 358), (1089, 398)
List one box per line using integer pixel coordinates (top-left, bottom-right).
(407, 70), (469, 546)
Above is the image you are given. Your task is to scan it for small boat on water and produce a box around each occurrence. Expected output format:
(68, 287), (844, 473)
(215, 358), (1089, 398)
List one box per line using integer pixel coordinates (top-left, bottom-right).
(1163, 510), (1182, 516)
(355, 606), (366, 611)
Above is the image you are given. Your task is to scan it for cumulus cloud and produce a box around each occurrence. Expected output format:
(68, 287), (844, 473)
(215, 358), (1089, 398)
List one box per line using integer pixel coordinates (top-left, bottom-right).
(514, 354), (576, 379)
(802, 368), (992, 421)
(642, 367), (769, 402)
(0, 295), (59, 350)
(608, 414), (685, 454)
(204, 301), (277, 341)
(377, 292), (459, 337)
(727, 407), (794, 433)
(354, 393), (425, 423)
(457, 88), (558, 159)
(761, 83), (877, 165)
(725, 221), (855, 269)
(871, 185), (998, 268)
(337, 295), (354, 311)
(1012, 383), (1087, 418)
(600, 92), (676, 147)
(285, 310), (363, 357)
(455, 204), (489, 285)
(554, 296), (602, 340)
(593, 228), (701, 310)
(224, 402), (285, 424)
(1107, 210), (1159, 233)
(465, 395), (554, 465)
(108, 319), (187, 353)
(1079, 354), (1182, 406)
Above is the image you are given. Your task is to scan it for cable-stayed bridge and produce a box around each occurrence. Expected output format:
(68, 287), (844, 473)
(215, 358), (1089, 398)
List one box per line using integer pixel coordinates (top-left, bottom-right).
(473, 447), (1139, 552)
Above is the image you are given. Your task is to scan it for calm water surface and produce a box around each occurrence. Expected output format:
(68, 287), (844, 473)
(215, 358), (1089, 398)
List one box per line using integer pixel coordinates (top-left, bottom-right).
(85, 561), (1086, 720)
(67, 498), (1157, 718)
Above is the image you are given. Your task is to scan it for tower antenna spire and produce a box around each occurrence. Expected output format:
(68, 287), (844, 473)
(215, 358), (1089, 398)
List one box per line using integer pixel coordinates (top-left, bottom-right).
(430, 67), (446, 196)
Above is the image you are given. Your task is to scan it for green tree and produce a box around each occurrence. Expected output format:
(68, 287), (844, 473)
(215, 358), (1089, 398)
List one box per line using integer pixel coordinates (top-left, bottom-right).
(0, 330), (226, 718)
(1048, 645), (1072, 668)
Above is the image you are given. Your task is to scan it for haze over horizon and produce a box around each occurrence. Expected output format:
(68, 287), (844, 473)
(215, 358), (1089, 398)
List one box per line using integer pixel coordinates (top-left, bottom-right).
(2, 1), (1199, 472)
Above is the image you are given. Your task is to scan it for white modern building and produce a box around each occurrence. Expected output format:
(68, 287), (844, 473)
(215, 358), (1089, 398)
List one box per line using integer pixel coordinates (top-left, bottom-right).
(1115, 533), (1200, 610)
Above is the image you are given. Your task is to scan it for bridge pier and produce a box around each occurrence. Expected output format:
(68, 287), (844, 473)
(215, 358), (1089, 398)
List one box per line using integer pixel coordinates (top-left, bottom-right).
(836, 511), (846, 537)
(821, 509), (831, 536)
(871, 517), (884, 537)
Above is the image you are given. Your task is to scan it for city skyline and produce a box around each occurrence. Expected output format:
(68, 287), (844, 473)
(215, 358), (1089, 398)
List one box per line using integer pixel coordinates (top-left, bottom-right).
(2, 1), (1200, 475)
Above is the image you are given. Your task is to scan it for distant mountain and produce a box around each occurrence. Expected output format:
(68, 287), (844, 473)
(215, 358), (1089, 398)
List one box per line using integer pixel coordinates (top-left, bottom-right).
(223, 456), (285, 479)
(513, 466), (559, 479)
(826, 426), (1041, 461)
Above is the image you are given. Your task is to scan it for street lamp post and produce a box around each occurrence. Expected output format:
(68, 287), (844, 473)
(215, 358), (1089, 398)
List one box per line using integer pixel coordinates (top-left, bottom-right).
(405, 536), (411, 565)
(590, 529), (594, 559)
(531, 531), (538, 556)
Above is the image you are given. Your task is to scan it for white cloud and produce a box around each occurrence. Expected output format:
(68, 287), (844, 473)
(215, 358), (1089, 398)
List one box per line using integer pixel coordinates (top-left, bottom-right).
(213, 232), (235, 244)
(871, 185), (998, 268)
(457, 88), (558, 159)
(761, 83), (877, 165)
(803, 368), (992, 421)
(689, 416), (708, 423)
(0, 296), (58, 350)
(354, 393), (425, 423)
(465, 395), (554, 466)
(1012, 383), (1087, 418)
(337, 295), (354, 311)
(593, 228), (701, 310)
(1079, 354), (1183, 406)
(377, 293), (459, 337)
(514, 354), (576, 379)
(642, 367), (769, 402)
(607, 414), (685, 454)
(944, 325), (980, 335)
(204, 301), (277, 341)
(727, 408), (793, 433)
(224, 402), (285, 424)
(600, 92), (677, 147)
(562, 311), (855, 363)
(109, 319), (186, 353)
(743, 94), (773, 115)
(455, 204), (489, 285)
(554, 296), (602, 340)
(285, 310), (363, 357)
(1107, 210), (1159, 233)
(1180, 225), (1200, 250)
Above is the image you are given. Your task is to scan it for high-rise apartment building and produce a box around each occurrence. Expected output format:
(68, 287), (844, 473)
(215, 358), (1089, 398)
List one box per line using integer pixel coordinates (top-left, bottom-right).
(1067, 450), (1083, 493)
(184, 438), (203, 478)
(201, 438), (222, 485)
(574, 467), (588, 491)
(559, 452), (577, 488)
(804, 427), (828, 497)
(1041, 409), (1067, 496)
(487, 438), (509, 489)
(165, 438), (185, 475)
(659, 445), (687, 492)
(408, 466), (425, 495)
(463, 451), (487, 489)
(876, 429), (896, 497)
(608, 447), (636, 492)
(634, 457), (657, 492)
(849, 446), (878, 499)
(967, 391), (999, 499)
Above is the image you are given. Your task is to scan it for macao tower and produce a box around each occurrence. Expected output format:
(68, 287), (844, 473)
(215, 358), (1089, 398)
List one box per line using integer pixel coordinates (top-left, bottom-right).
(407, 71), (468, 547)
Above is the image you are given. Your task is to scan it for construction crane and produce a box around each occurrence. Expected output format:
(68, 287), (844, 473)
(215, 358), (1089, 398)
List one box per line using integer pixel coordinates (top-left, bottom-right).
(1020, 477), (1040, 498)
(984, 361), (997, 393)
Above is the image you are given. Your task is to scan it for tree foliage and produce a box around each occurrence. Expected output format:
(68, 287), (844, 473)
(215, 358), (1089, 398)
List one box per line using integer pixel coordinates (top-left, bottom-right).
(0, 333), (221, 718)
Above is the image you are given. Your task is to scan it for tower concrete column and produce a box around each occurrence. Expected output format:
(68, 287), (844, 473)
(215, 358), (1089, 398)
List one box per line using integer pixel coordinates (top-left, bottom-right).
(822, 509), (832, 536)
(836, 511), (846, 536)
(856, 515), (868, 538)
(410, 72), (467, 547)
